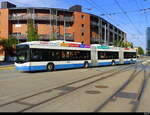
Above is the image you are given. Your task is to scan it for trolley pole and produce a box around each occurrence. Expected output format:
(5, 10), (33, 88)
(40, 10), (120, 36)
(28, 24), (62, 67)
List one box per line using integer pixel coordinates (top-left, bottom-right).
(104, 24), (107, 46)
(49, 9), (52, 40)
(98, 18), (100, 45)
(64, 19), (66, 41)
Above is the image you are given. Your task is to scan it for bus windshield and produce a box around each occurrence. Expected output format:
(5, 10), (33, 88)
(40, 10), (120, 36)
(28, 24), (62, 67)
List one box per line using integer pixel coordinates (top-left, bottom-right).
(16, 45), (30, 63)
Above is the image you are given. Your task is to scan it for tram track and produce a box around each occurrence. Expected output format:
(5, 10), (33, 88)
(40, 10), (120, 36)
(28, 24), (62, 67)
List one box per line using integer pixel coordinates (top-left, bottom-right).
(19, 64), (137, 112)
(94, 62), (150, 112)
(0, 59), (148, 112)
(0, 63), (137, 112)
(132, 62), (150, 112)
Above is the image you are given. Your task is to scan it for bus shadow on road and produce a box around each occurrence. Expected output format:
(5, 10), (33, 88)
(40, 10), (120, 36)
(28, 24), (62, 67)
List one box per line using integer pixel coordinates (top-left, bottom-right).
(21, 67), (87, 74)
(20, 64), (126, 74)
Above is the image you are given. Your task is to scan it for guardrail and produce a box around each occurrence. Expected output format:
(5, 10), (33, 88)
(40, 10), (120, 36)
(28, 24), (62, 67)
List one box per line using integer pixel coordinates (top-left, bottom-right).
(9, 15), (74, 22)
(9, 34), (74, 41)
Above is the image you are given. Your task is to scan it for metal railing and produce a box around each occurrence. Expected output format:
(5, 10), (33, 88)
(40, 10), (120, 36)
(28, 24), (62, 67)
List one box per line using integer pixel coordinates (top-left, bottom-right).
(90, 38), (101, 44)
(91, 38), (112, 44)
(9, 14), (74, 22)
(90, 21), (100, 26)
(10, 34), (27, 40)
(9, 34), (74, 41)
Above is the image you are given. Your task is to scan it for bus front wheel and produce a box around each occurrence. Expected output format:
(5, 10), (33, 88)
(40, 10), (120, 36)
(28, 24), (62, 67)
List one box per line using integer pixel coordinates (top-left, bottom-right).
(84, 62), (89, 68)
(47, 63), (54, 72)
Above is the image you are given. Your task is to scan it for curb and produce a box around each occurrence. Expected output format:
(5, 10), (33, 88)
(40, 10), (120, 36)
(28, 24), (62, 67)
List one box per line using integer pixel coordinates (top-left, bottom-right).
(0, 64), (14, 68)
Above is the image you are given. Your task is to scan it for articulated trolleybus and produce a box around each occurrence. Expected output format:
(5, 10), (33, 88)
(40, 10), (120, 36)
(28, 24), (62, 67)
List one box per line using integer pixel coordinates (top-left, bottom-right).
(15, 40), (137, 72)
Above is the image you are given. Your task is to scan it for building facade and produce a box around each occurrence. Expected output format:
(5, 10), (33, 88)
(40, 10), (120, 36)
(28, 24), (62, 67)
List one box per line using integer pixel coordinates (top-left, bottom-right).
(0, 1), (127, 61)
(146, 27), (150, 56)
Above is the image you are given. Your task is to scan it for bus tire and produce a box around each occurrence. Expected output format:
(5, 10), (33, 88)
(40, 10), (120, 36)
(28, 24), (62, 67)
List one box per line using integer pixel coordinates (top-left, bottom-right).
(131, 59), (134, 64)
(84, 62), (89, 68)
(47, 63), (54, 72)
(111, 60), (116, 66)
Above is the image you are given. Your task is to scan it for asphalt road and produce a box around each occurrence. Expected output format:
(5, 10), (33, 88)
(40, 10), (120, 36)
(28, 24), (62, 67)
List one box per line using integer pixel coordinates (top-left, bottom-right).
(0, 64), (127, 81)
(0, 57), (149, 112)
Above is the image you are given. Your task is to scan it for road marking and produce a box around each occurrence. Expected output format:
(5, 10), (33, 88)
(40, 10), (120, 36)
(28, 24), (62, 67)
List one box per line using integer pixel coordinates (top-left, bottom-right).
(0, 66), (15, 70)
(142, 60), (150, 65)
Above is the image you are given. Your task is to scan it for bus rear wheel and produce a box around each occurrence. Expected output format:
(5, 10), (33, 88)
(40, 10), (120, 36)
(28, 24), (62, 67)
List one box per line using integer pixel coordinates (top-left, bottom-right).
(84, 62), (89, 68)
(47, 63), (54, 72)
(111, 61), (116, 66)
(131, 59), (134, 64)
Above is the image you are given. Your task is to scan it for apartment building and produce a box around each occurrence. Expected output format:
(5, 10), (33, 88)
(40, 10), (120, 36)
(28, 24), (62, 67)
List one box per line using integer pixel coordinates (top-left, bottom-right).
(146, 27), (150, 56)
(0, 1), (127, 61)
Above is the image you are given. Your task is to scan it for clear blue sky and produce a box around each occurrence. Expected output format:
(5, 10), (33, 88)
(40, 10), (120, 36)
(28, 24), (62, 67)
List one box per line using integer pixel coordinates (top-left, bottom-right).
(1, 0), (150, 50)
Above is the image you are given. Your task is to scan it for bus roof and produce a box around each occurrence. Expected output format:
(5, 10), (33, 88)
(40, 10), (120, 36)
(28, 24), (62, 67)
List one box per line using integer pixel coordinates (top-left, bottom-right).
(18, 40), (82, 45)
(17, 41), (136, 52)
(17, 40), (90, 49)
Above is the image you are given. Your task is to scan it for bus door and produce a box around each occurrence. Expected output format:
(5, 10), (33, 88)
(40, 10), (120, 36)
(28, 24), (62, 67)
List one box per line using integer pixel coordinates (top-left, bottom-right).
(119, 48), (124, 64)
(91, 46), (98, 66)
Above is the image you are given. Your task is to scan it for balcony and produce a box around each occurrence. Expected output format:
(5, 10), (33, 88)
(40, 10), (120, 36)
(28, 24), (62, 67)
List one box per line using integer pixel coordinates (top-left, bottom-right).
(10, 34), (74, 41)
(90, 21), (100, 26)
(10, 34), (27, 40)
(9, 14), (74, 22)
(90, 38), (101, 44)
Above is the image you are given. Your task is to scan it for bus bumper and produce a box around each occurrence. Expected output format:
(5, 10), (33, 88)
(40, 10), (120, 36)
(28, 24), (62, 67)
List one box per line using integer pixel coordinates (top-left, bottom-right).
(16, 66), (31, 71)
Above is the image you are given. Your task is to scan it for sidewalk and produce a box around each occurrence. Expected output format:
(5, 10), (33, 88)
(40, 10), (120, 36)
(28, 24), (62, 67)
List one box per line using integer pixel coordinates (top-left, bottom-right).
(137, 63), (150, 112)
(0, 62), (14, 67)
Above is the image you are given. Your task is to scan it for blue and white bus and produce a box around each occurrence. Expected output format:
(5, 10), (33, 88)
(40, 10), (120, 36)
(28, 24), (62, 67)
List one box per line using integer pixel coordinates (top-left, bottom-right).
(15, 40), (137, 72)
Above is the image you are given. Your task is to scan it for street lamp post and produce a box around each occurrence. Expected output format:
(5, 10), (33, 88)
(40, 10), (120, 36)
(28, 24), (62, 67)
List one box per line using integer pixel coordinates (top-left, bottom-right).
(64, 19), (66, 41)
(104, 24), (107, 46)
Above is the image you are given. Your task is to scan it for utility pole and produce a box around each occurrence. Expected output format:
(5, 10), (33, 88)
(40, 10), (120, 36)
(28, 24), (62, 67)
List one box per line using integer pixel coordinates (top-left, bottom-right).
(17, 13), (19, 41)
(56, 9), (58, 40)
(32, 8), (35, 26)
(64, 19), (66, 41)
(49, 9), (52, 40)
(98, 18), (100, 45)
(104, 24), (107, 46)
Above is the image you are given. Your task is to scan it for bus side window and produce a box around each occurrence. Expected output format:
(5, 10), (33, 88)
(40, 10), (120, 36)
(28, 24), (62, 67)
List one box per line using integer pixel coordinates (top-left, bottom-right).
(31, 49), (43, 61)
(61, 50), (65, 60)
(66, 51), (70, 60)
(50, 51), (55, 61)
(73, 51), (78, 60)
(49, 50), (60, 61)
(69, 51), (74, 60)
(42, 49), (50, 61)
(55, 50), (61, 61)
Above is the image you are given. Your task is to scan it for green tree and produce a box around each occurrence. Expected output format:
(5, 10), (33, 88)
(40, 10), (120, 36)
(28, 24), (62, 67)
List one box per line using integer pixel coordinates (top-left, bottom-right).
(122, 41), (128, 48)
(113, 31), (124, 47)
(113, 39), (134, 48)
(123, 41), (133, 48)
(130, 42), (134, 48)
(113, 38), (124, 47)
(50, 32), (57, 41)
(27, 20), (39, 41)
(138, 47), (144, 55)
(113, 31), (134, 48)
(0, 37), (18, 61)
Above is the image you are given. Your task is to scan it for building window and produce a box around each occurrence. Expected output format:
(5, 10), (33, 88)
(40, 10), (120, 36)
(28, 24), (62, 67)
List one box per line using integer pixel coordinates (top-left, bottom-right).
(81, 32), (84, 36)
(15, 24), (21, 27)
(81, 15), (85, 19)
(82, 24), (84, 28)
(12, 33), (21, 36)
(66, 23), (71, 27)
